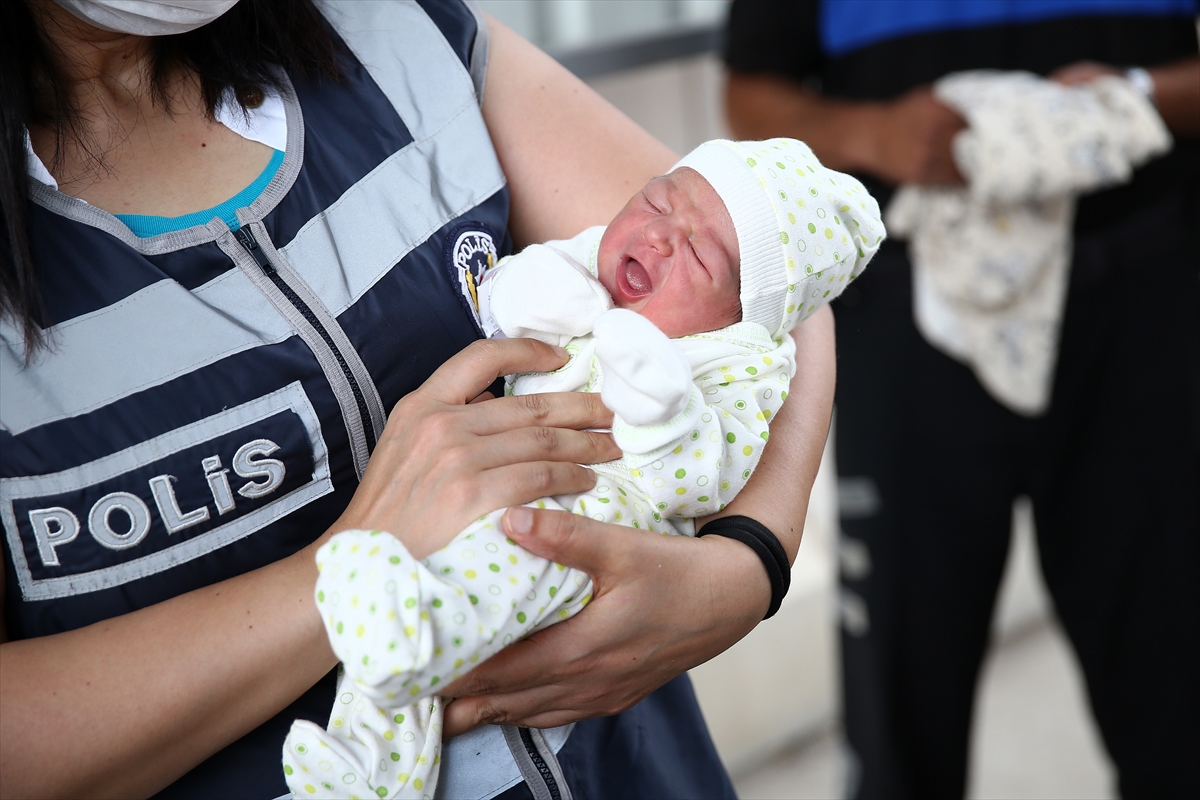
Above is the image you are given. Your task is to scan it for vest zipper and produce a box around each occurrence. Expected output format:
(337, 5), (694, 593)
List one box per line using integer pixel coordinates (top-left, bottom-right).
(501, 725), (572, 800)
(233, 226), (381, 476)
(519, 727), (563, 800)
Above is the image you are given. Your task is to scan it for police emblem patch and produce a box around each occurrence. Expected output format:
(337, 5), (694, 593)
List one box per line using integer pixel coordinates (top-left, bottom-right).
(445, 222), (499, 333)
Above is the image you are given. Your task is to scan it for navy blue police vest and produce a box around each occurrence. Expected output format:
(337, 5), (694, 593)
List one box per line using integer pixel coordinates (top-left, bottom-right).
(1, 2), (510, 795)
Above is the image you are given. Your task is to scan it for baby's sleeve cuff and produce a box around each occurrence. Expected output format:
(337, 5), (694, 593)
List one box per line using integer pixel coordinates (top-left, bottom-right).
(613, 385), (704, 458)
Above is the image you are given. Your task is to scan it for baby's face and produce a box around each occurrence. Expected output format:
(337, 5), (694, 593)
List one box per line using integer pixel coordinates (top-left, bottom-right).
(597, 167), (740, 338)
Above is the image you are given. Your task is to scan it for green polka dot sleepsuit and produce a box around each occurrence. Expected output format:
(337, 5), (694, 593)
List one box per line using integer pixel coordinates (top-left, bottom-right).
(282, 333), (795, 798)
(283, 194), (866, 798)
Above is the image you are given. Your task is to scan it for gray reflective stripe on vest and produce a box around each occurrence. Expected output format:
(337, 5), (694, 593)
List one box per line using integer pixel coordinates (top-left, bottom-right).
(0, 382), (333, 600)
(278, 102), (504, 319)
(313, 6), (577, 794)
(463, 0), (490, 103)
(0, 268), (291, 436)
(502, 726), (574, 800)
(288, 1), (505, 317)
(217, 223), (382, 479)
(316, 0), (481, 136)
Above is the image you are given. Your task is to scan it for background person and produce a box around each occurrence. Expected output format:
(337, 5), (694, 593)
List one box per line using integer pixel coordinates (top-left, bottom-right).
(724, 0), (1200, 797)
(0, 1), (837, 798)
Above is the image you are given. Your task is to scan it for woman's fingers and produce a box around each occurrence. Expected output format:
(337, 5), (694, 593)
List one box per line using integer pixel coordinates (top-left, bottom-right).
(346, 339), (617, 560)
(439, 509), (771, 737)
(439, 588), (672, 735)
(470, 426), (619, 471)
(418, 338), (569, 405)
(443, 663), (627, 735)
(441, 632), (579, 716)
(441, 510), (641, 697)
(441, 618), (632, 736)
(501, 506), (631, 577)
(467, 390), (495, 405)
(466, 390), (614, 436)
(472, 462), (603, 516)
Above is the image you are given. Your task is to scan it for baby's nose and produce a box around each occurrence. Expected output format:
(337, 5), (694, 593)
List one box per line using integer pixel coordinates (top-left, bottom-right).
(645, 219), (679, 254)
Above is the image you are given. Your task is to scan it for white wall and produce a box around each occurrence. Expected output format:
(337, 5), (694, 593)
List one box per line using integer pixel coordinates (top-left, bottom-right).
(587, 53), (729, 156)
(476, 0), (729, 51)
(689, 434), (841, 774)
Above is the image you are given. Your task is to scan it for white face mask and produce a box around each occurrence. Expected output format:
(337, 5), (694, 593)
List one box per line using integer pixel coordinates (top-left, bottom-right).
(53, 0), (240, 36)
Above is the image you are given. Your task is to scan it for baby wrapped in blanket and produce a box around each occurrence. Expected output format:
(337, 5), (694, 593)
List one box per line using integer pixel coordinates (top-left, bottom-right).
(284, 138), (884, 799)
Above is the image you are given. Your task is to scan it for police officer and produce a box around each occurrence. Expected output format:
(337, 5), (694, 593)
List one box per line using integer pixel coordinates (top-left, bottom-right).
(0, 1), (836, 797)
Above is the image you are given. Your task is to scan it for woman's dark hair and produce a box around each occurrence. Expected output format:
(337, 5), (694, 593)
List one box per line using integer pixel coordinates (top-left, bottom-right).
(0, 0), (344, 356)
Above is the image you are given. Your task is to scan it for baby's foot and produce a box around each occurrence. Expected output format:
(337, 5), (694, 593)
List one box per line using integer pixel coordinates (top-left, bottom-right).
(283, 696), (443, 799)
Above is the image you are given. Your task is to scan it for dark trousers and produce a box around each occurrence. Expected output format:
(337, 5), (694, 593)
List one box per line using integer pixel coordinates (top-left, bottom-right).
(835, 188), (1200, 799)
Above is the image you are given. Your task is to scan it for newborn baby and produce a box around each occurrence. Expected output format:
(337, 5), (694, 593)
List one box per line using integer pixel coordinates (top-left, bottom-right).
(283, 139), (884, 799)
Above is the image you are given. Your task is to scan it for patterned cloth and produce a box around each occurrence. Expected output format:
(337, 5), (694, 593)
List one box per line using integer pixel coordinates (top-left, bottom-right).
(283, 161), (882, 796)
(887, 72), (1171, 414)
(490, 226), (796, 507)
(282, 247), (798, 800)
(676, 138), (886, 339)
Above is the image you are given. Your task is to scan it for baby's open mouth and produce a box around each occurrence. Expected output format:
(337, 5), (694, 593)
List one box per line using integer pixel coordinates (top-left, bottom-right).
(620, 258), (653, 297)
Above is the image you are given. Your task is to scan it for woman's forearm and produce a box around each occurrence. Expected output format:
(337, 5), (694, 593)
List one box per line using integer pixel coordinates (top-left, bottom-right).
(481, 14), (678, 247)
(0, 540), (336, 799)
(439, 306), (838, 734)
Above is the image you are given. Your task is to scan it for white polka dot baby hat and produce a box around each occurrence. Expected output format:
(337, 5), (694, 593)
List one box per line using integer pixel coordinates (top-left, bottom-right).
(673, 138), (886, 339)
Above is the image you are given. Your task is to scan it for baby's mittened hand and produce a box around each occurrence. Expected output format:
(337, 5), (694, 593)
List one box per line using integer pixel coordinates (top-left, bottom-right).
(488, 244), (613, 346)
(594, 309), (692, 426)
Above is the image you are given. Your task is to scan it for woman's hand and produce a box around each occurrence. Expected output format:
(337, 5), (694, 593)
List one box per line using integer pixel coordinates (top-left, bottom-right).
(441, 507), (769, 733)
(336, 338), (619, 559)
(0, 339), (619, 799)
(441, 307), (837, 735)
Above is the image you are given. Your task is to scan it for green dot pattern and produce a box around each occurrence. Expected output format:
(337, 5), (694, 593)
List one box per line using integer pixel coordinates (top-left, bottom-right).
(283, 176), (827, 797)
(716, 138), (885, 337)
